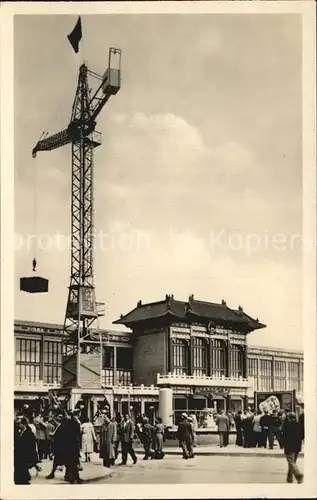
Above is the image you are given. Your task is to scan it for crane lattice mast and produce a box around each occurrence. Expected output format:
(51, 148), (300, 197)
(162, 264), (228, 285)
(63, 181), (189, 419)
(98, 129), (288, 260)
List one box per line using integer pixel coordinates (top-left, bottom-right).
(32, 48), (121, 388)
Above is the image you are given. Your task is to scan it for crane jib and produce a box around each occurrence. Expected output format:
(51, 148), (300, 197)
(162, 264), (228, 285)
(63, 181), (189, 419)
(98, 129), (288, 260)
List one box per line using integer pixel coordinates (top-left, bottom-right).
(32, 119), (97, 157)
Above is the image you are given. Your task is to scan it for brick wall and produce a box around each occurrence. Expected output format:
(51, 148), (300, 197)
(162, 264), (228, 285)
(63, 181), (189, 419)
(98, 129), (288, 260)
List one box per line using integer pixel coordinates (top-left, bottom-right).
(133, 330), (167, 386)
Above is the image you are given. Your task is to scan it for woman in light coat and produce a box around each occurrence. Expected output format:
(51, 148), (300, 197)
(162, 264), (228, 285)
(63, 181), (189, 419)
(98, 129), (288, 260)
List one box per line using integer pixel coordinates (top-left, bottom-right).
(99, 415), (117, 467)
(81, 417), (97, 462)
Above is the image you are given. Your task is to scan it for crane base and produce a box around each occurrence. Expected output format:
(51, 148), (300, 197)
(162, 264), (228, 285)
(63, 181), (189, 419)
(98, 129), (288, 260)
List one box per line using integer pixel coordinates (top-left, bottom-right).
(20, 276), (49, 293)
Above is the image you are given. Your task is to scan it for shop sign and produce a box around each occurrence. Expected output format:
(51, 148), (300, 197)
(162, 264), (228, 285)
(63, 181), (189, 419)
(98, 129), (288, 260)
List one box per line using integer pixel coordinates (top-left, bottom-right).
(194, 386), (230, 396)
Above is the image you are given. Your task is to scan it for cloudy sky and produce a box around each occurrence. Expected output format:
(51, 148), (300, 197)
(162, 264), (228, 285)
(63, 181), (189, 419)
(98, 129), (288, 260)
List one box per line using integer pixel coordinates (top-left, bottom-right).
(14, 14), (302, 349)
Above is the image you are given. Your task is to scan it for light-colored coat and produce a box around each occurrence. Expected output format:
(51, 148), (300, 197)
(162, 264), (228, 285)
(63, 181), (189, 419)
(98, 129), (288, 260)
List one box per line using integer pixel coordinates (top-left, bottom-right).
(100, 421), (117, 460)
(215, 414), (229, 432)
(81, 422), (96, 453)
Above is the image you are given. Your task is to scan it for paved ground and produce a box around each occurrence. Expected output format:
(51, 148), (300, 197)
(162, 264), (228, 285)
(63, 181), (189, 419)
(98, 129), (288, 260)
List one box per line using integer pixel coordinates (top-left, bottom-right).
(30, 451), (304, 485)
(94, 455), (305, 484)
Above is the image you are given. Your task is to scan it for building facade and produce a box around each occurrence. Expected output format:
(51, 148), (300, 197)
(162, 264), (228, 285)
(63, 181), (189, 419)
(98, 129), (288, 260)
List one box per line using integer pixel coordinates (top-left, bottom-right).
(14, 295), (304, 425)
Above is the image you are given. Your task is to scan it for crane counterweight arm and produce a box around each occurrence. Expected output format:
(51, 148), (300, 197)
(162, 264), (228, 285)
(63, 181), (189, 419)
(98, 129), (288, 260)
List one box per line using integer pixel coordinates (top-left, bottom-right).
(32, 128), (70, 158)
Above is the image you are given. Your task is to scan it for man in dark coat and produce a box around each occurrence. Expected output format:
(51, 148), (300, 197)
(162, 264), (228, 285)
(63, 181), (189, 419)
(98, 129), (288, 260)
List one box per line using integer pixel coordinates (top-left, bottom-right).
(142, 417), (154, 460)
(234, 410), (244, 446)
(177, 413), (194, 459)
(14, 416), (38, 484)
(269, 410), (283, 449)
(45, 414), (65, 480)
(281, 412), (303, 483)
(120, 414), (137, 465)
(63, 411), (82, 483)
(260, 409), (272, 449)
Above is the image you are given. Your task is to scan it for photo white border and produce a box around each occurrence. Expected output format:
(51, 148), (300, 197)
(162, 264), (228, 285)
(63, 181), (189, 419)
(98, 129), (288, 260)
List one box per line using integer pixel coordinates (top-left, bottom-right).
(1, 1), (316, 498)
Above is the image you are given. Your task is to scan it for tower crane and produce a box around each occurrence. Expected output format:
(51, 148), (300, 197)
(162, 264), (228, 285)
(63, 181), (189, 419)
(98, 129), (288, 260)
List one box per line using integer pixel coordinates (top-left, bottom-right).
(31, 48), (122, 391)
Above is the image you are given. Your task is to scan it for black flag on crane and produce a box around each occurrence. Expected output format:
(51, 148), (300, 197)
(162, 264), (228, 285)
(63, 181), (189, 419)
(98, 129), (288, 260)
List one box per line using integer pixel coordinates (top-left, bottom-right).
(67, 16), (82, 54)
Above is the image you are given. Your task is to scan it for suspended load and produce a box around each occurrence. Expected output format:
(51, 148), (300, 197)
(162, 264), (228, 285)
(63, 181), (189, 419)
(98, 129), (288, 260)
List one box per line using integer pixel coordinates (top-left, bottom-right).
(20, 257), (49, 293)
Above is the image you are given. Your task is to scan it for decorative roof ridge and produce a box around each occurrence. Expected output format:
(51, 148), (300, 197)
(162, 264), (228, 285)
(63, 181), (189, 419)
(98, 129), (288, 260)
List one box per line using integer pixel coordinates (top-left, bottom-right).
(190, 298), (228, 307)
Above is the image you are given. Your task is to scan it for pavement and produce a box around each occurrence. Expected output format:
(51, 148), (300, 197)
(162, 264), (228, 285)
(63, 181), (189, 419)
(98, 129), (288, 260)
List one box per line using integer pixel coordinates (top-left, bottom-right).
(29, 445), (304, 485)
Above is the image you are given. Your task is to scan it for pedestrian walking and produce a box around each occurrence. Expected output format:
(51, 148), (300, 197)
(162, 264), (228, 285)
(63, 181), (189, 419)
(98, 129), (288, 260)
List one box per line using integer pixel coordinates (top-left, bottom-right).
(120, 414), (138, 465)
(177, 413), (194, 459)
(141, 417), (154, 460)
(281, 412), (304, 484)
(100, 414), (117, 467)
(14, 416), (38, 485)
(81, 416), (97, 462)
(63, 411), (82, 484)
(153, 417), (165, 459)
(46, 417), (55, 460)
(34, 414), (48, 461)
(215, 410), (229, 448)
(45, 414), (65, 479)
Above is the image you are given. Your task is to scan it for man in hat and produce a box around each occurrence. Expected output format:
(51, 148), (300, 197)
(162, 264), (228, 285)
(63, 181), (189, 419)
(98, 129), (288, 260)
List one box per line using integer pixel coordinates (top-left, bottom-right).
(215, 410), (230, 448)
(61, 411), (82, 483)
(14, 416), (38, 484)
(281, 412), (303, 484)
(142, 417), (154, 460)
(177, 413), (194, 459)
(120, 414), (138, 465)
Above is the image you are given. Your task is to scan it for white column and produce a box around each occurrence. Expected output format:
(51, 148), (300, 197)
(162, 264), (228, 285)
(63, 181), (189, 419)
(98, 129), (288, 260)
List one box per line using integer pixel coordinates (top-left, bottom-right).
(141, 398), (145, 415)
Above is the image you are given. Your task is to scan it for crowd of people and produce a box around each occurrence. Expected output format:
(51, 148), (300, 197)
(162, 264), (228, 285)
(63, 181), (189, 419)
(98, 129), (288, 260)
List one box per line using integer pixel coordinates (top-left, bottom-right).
(14, 407), (170, 485)
(14, 404), (304, 485)
(213, 407), (304, 484)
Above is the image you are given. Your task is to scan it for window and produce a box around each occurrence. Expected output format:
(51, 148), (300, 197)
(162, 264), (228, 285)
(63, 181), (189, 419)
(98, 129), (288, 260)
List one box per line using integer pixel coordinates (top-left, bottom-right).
(116, 347), (132, 385)
(103, 346), (114, 369)
(299, 362), (304, 391)
(259, 359), (272, 391)
(274, 360), (286, 391)
(192, 337), (206, 377)
(210, 339), (226, 377)
(102, 369), (114, 386)
(230, 344), (243, 378)
(15, 363), (40, 383)
(15, 338), (41, 384)
(116, 369), (131, 385)
(43, 365), (61, 384)
(43, 341), (62, 365)
(288, 361), (300, 392)
(248, 357), (258, 390)
(248, 358), (258, 376)
(43, 341), (62, 384)
(15, 338), (41, 364)
(117, 347), (133, 370)
(172, 339), (188, 375)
